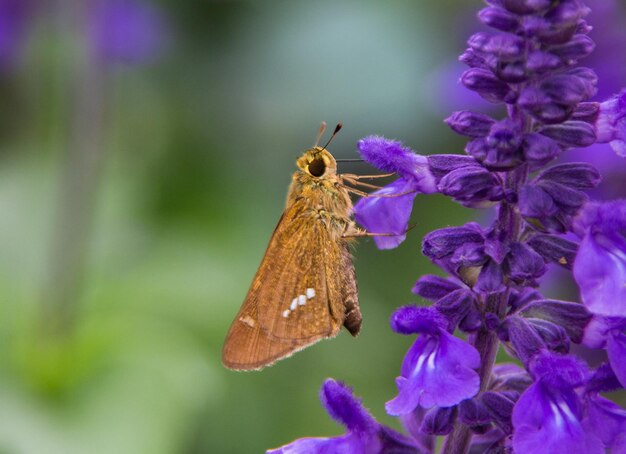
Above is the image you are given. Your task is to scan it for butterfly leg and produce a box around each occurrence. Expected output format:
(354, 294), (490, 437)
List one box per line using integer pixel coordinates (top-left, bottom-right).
(341, 223), (416, 239)
(343, 185), (417, 198)
(341, 173), (394, 180)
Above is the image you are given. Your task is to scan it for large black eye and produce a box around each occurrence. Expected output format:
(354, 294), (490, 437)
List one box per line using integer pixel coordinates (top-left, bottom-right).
(308, 158), (326, 177)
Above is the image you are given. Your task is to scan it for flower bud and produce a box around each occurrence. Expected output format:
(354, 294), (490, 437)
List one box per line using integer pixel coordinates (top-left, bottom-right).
(420, 406), (457, 435)
(468, 32), (525, 61)
(505, 315), (546, 365)
(522, 133), (561, 168)
(481, 392), (515, 434)
(501, 0), (551, 15)
(549, 34), (595, 63)
(527, 234), (577, 269)
(459, 398), (491, 427)
(461, 68), (516, 103)
(521, 299), (591, 343)
(537, 162), (600, 189)
(540, 120), (596, 147)
(445, 111), (495, 138)
(411, 275), (461, 300)
(478, 7), (519, 32)
(527, 318), (570, 353)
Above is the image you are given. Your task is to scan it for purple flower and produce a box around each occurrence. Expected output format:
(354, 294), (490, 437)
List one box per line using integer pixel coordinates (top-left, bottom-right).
(90, 0), (167, 65)
(0, 0), (33, 69)
(385, 307), (480, 415)
(594, 89), (626, 156)
(267, 379), (423, 454)
(354, 136), (436, 249)
(512, 351), (604, 454)
(572, 200), (626, 316)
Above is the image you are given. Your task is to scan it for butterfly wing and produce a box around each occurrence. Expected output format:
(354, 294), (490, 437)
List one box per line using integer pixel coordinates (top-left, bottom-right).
(222, 199), (357, 370)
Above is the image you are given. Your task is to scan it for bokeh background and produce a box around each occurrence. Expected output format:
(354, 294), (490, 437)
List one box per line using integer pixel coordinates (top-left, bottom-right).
(0, 0), (624, 453)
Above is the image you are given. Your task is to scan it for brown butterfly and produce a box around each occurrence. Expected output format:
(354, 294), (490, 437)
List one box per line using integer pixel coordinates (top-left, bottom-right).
(222, 123), (379, 371)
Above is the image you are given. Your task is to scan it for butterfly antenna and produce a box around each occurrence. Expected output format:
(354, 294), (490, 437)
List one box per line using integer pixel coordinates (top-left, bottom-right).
(322, 122), (343, 149)
(314, 121), (327, 147)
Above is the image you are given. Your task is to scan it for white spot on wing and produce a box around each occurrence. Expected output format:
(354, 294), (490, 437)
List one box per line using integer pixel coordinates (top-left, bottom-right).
(298, 294), (307, 305)
(282, 310), (290, 318)
(239, 315), (256, 327)
(290, 298), (298, 311)
(306, 288), (316, 299)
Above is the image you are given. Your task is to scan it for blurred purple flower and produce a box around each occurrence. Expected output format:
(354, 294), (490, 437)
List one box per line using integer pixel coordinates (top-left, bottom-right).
(267, 379), (423, 454)
(385, 306), (480, 415)
(90, 0), (167, 65)
(0, 0), (32, 69)
(572, 200), (626, 317)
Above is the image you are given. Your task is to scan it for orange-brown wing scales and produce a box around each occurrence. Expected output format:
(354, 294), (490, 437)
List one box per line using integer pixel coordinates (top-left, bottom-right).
(221, 201), (353, 370)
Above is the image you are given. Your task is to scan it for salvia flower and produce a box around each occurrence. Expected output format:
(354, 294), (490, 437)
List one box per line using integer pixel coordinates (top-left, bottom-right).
(267, 379), (423, 454)
(385, 306), (480, 415)
(269, 1), (626, 452)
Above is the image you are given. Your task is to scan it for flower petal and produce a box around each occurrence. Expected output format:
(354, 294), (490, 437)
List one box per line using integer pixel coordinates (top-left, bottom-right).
(386, 330), (480, 414)
(574, 232), (626, 316)
(584, 394), (626, 451)
(607, 331), (626, 388)
(356, 136), (437, 191)
(512, 382), (603, 454)
(353, 178), (418, 249)
(266, 433), (368, 454)
(320, 379), (377, 433)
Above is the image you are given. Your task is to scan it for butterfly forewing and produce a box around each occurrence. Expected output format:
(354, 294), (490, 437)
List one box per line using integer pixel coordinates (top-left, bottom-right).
(222, 200), (351, 370)
(222, 145), (361, 371)
(256, 203), (345, 342)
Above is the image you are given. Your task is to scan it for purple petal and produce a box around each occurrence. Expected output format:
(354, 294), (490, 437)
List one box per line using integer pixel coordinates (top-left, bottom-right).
(320, 379), (377, 433)
(573, 231), (626, 316)
(356, 136), (437, 191)
(530, 351), (589, 388)
(266, 433), (369, 454)
(596, 90), (626, 156)
(386, 330), (480, 414)
(90, 0), (167, 65)
(353, 178), (418, 250)
(572, 202), (626, 316)
(512, 382), (603, 454)
(607, 331), (626, 388)
(390, 306), (448, 335)
(584, 394), (626, 450)
(582, 315), (615, 348)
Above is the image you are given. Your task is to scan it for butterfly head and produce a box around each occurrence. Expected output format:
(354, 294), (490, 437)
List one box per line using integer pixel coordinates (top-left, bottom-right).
(297, 147), (337, 178)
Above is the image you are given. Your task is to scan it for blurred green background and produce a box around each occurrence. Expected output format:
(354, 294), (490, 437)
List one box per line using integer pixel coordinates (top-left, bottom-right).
(0, 0), (621, 453)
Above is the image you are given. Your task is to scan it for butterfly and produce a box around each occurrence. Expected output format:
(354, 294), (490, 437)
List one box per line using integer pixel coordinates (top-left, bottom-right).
(222, 123), (372, 371)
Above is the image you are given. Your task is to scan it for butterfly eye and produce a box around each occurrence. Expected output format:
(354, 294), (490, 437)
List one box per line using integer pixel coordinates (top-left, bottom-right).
(308, 158), (326, 177)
